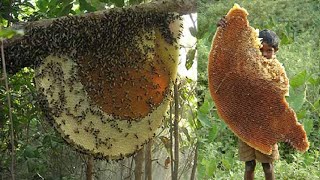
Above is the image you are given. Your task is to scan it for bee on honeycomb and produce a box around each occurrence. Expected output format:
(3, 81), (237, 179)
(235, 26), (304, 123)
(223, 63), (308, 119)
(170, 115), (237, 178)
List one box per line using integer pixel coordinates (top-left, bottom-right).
(4, 8), (182, 160)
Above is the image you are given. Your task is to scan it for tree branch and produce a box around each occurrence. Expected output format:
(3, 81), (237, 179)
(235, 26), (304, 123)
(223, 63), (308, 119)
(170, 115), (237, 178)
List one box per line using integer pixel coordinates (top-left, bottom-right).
(140, 0), (196, 15)
(1, 0), (196, 74)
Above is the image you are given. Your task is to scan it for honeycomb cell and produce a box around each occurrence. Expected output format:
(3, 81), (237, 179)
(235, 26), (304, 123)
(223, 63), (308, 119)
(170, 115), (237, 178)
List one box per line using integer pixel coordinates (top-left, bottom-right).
(208, 4), (309, 155)
(33, 9), (181, 160)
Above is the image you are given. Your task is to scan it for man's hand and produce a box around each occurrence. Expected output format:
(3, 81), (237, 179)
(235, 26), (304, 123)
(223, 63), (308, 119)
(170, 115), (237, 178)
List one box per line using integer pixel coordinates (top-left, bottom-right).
(217, 16), (227, 28)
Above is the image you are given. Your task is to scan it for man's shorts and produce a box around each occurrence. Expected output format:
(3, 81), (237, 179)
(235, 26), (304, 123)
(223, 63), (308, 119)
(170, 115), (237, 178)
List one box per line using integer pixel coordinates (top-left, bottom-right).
(238, 138), (280, 163)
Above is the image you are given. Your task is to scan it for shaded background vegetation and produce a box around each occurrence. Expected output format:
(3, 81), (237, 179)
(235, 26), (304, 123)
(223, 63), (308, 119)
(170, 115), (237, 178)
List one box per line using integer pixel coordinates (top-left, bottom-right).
(197, 0), (319, 179)
(1, 0), (197, 179)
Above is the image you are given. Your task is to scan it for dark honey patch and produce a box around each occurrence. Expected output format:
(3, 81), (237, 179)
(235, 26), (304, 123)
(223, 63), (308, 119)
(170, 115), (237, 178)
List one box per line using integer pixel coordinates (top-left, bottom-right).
(78, 55), (170, 120)
(26, 8), (182, 160)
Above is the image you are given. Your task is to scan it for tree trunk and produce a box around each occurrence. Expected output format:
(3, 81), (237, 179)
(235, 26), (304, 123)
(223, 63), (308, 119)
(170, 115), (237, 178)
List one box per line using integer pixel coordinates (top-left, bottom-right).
(172, 80), (179, 180)
(145, 140), (153, 180)
(190, 144), (198, 180)
(169, 102), (174, 179)
(1, 38), (15, 180)
(134, 148), (144, 180)
(86, 156), (94, 180)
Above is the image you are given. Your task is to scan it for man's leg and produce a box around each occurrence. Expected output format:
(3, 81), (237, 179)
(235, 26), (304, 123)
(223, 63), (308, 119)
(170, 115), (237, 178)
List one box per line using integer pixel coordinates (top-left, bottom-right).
(262, 163), (275, 180)
(244, 160), (256, 180)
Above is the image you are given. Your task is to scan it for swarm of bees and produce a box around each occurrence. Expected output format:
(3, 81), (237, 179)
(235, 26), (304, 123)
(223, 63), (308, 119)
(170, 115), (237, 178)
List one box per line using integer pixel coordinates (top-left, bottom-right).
(27, 8), (182, 160)
(208, 4), (309, 155)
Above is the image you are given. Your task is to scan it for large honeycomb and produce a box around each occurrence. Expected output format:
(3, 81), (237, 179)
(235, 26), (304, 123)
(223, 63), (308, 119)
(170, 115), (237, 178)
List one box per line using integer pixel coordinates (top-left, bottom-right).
(208, 4), (309, 155)
(5, 8), (181, 160)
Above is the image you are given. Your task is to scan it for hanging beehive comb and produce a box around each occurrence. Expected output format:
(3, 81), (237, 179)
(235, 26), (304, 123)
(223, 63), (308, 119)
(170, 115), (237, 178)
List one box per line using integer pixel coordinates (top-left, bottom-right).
(208, 4), (309, 155)
(7, 8), (182, 160)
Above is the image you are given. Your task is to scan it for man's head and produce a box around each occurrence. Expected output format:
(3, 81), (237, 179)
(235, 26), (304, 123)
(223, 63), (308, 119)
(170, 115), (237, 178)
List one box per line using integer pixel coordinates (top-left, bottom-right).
(259, 29), (279, 59)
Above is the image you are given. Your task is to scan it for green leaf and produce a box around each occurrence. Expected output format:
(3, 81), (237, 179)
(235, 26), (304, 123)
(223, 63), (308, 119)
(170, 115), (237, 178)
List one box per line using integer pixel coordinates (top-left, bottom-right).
(201, 158), (216, 177)
(129, 0), (142, 5)
(0, 28), (24, 38)
(36, 0), (49, 12)
(42, 135), (52, 147)
(58, 3), (73, 16)
(302, 152), (314, 166)
(23, 145), (36, 158)
(290, 70), (307, 88)
(302, 119), (313, 136)
(308, 74), (320, 85)
(189, 26), (197, 37)
(181, 127), (191, 142)
(111, 0), (124, 7)
(186, 49), (196, 70)
(21, 1), (35, 9)
(79, 0), (97, 12)
(297, 109), (307, 119)
(99, 0), (110, 3)
(48, 0), (59, 10)
(313, 98), (320, 110)
(286, 87), (306, 112)
(221, 158), (231, 170)
(208, 125), (219, 141)
(198, 111), (212, 127)
(26, 158), (39, 172)
(0, 29), (15, 38)
(199, 99), (214, 114)
(280, 25), (294, 45)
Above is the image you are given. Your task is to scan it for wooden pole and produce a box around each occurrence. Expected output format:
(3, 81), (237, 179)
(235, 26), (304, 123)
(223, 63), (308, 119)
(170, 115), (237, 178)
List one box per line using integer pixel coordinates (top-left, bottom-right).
(145, 140), (153, 180)
(86, 156), (94, 180)
(134, 148), (144, 180)
(1, 38), (15, 180)
(172, 80), (179, 180)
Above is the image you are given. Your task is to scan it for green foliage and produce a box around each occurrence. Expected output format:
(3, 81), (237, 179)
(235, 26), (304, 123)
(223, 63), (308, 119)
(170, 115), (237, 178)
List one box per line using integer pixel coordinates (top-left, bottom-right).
(198, 0), (320, 179)
(186, 49), (196, 70)
(0, 67), (86, 179)
(0, 0), (148, 24)
(0, 28), (24, 38)
(35, 0), (75, 18)
(78, 0), (97, 12)
(0, 0), (35, 26)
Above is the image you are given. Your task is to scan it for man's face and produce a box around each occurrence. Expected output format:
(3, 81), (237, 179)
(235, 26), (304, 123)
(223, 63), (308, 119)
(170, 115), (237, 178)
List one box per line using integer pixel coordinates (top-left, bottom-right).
(260, 42), (277, 59)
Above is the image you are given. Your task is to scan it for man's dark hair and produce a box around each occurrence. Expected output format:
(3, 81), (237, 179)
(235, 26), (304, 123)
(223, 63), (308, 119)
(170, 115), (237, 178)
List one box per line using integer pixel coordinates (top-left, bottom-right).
(259, 29), (280, 50)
